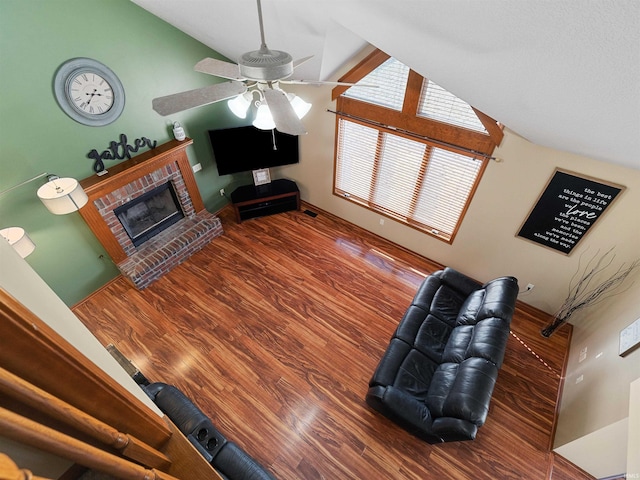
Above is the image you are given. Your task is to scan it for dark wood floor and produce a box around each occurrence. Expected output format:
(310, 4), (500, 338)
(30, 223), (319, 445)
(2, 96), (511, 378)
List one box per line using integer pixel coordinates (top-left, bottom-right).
(73, 205), (593, 480)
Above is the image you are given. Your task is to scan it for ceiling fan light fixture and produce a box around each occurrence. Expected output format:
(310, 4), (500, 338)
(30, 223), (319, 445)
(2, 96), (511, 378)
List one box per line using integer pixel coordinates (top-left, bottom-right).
(253, 103), (276, 130)
(228, 92), (252, 119)
(288, 94), (312, 119)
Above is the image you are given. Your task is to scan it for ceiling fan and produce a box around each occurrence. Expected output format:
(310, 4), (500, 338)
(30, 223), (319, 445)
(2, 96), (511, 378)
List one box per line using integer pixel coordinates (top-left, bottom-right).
(152, 0), (367, 136)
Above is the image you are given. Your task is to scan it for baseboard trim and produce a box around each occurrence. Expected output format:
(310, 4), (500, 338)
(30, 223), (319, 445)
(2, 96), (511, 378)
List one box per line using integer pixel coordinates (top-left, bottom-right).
(71, 275), (123, 310)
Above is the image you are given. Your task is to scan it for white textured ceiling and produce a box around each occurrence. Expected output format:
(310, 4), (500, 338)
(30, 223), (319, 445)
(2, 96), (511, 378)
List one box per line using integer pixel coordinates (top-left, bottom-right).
(131, 0), (640, 170)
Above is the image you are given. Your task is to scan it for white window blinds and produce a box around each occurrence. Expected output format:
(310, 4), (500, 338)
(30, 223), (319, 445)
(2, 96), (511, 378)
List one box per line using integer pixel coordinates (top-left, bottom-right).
(418, 80), (488, 133)
(335, 118), (483, 240)
(342, 58), (409, 111)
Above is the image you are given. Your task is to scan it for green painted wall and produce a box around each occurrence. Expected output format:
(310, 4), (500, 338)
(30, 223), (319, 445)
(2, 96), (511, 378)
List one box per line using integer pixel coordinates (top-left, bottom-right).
(0, 0), (250, 305)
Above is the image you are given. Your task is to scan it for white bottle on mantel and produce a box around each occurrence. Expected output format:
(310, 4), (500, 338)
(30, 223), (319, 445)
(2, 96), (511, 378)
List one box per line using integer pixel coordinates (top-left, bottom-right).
(173, 122), (186, 141)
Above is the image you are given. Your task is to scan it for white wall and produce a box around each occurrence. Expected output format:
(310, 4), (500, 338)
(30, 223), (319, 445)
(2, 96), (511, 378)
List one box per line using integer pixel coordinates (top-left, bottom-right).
(556, 376), (640, 479)
(0, 238), (162, 476)
(276, 47), (640, 475)
(555, 418), (628, 478)
(629, 378), (640, 478)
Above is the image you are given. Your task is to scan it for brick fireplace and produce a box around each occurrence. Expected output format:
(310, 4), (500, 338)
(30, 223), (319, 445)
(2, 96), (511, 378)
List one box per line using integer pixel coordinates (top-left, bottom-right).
(78, 138), (223, 289)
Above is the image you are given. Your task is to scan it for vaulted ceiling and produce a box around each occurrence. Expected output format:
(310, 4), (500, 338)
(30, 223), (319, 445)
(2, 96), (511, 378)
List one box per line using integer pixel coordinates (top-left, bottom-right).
(131, 0), (640, 171)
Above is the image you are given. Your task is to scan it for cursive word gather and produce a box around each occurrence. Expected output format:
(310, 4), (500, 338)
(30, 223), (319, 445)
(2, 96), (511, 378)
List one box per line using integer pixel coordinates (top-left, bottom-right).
(87, 134), (157, 172)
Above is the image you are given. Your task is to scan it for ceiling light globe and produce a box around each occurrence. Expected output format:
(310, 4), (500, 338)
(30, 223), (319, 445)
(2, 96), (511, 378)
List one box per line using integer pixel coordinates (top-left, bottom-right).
(289, 95), (312, 119)
(253, 104), (276, 130)
(227, 94), (251, 119)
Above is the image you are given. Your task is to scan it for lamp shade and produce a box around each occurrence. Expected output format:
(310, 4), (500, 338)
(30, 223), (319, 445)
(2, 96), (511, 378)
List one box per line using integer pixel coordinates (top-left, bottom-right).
(289, 95), (312, 119)
(228, 93), (252, 119)
(37, 177), (88, 215)
(0, 227), (36, 258)
(253, 104), (276, 130)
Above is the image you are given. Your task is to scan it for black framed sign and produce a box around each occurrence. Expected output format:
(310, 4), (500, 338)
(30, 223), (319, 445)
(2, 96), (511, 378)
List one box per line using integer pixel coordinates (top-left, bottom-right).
(517, 169), (624, 255)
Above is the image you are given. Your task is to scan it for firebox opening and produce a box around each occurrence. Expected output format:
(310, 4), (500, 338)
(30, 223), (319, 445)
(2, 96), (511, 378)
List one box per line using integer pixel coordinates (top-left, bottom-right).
(114, 182), (184, 247)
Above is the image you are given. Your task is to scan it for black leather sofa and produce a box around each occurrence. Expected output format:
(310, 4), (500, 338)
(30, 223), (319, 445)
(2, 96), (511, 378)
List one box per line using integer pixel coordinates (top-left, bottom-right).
(366, 267), (519, 443)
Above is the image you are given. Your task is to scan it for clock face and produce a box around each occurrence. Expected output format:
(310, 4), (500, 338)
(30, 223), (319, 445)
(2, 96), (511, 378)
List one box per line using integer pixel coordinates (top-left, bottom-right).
(68, 71), (115, 115)
(54, 58), (125, 126)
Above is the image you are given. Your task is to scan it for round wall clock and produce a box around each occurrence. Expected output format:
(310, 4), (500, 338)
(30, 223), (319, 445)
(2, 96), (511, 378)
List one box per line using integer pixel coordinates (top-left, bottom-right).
(53, 57), (125, 126)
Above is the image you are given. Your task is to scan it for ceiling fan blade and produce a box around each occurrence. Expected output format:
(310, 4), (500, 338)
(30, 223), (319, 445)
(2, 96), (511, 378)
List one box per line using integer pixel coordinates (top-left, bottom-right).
(292, 56), (314, 70)
(194, 58), (246, 81)
(282, 79), (378, 87)
(263, 88), (307, 136)
(152, 81), (247, 116)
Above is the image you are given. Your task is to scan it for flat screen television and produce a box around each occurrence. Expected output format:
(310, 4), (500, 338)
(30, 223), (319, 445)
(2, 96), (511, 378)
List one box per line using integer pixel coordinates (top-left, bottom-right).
(208, 126), (299, 176)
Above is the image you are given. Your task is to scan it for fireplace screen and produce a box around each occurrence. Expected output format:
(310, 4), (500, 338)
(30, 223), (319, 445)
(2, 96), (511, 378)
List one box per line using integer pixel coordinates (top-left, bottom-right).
(114, 182), (184, 247)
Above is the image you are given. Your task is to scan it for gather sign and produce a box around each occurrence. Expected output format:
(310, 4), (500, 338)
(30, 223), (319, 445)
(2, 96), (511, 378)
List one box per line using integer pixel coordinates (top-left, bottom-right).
(517, 169), (624, 255)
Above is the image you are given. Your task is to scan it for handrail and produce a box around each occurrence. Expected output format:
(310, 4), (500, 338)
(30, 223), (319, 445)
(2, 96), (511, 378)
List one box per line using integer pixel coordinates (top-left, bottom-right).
(0, 366), (172, 470)
(0, 407), (180, 480)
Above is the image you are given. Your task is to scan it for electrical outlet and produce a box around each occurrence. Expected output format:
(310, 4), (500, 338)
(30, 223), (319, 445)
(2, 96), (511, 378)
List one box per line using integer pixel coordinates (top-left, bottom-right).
(579, 347), (587, 362)
(576, 374), (584, 384)
(219, 188), (225, 197)
(192, 163), (202, 173)
(526, 283), (535, 292)
(379, 218), (385, 226)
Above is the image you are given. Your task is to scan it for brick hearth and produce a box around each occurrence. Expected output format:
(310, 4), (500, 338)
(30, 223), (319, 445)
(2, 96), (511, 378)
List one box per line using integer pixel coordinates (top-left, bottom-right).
(79, 139), (223, 289)
(118, 211), (222, 288)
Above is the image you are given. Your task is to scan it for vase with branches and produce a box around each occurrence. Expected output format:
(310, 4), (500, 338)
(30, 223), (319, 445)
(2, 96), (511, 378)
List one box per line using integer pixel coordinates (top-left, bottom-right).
(541, 247), (640, 337)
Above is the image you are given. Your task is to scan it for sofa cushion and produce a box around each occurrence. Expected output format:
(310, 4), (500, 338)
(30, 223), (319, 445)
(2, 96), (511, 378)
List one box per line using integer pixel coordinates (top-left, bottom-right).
(425, 362), (458, 417)
(424, 285), (468, 328)
(456, 289), (486, 326)
(412, 269), (478, 328)
(369, 338), (413, 388)
(396, 308), (452, 363)
(466, 317), (511, 367)
(455, 275), (518, 367)
(442, 325), (474, 363)
(392, 348), (439, 401)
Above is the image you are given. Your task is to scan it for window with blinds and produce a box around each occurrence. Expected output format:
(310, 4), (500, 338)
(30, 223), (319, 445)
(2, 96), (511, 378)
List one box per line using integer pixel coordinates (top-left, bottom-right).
(418, 80), (488, 133)
(335, 119), (484, 240)
(333, 50), (498, 243)
(342, 57), (410, 111)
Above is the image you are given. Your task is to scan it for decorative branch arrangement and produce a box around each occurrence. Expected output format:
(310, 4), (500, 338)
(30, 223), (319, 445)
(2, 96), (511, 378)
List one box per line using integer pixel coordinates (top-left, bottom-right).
(541, 247), (640, 337)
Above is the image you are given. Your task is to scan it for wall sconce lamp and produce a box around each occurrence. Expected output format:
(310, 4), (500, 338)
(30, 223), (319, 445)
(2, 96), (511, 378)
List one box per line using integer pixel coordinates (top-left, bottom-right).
(0, 172), (89, 257)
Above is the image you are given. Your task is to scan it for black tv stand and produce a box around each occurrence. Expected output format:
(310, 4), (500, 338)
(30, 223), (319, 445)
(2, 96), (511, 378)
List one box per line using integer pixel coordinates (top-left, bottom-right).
(230, 179), (300, 223)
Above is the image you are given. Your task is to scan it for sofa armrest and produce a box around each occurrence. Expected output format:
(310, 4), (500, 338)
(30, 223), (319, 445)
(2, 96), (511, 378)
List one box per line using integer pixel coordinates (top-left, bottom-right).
(366, 385), (443, 444)
(431, 417), (478, 442)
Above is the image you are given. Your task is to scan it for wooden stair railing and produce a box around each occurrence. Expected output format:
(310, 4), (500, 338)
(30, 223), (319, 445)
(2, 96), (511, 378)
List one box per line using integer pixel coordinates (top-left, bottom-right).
(0, 287), (222, 479)
(0, 366), (172, 470)
(0, 407), (180, 480)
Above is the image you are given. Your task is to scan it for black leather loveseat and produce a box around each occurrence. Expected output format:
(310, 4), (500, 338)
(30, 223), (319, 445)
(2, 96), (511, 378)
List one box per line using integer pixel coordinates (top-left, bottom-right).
(366, 267), (518, 443)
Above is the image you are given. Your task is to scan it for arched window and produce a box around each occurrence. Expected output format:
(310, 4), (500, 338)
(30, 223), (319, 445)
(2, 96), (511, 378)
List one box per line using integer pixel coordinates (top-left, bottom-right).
(332, 50), (503, 243)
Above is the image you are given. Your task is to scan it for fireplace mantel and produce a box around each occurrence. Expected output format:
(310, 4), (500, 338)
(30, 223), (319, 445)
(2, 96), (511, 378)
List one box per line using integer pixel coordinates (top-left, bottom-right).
(78, 138), (209, 264)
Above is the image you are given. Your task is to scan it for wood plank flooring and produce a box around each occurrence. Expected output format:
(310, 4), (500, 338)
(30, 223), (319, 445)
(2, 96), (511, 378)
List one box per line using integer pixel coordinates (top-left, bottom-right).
(73, 205), (593, 480)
